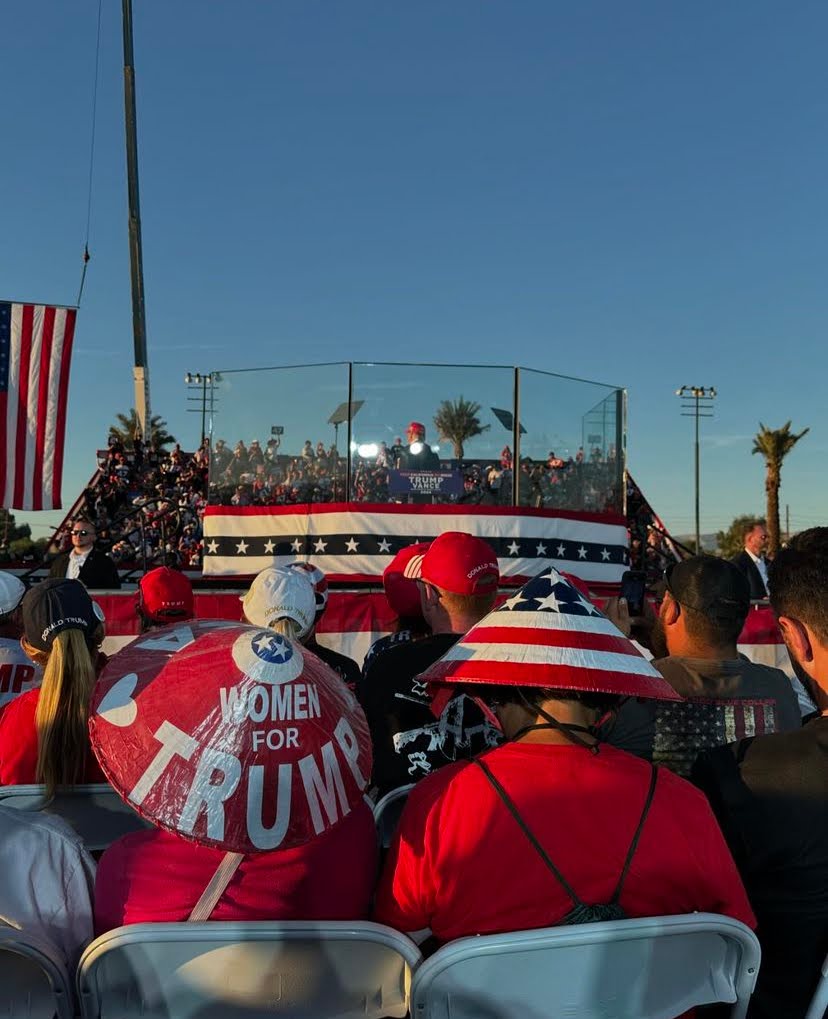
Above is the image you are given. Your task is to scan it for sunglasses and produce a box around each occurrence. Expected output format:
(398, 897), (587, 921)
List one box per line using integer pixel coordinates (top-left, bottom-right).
(71, 529), (91, 537)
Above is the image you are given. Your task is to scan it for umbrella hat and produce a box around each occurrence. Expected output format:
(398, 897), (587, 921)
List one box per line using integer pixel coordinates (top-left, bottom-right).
(421, 566), (680, 703)
(89, 621), (371, 854)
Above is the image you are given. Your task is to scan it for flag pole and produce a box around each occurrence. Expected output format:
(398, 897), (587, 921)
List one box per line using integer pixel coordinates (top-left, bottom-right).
(122, 0), (151, 439)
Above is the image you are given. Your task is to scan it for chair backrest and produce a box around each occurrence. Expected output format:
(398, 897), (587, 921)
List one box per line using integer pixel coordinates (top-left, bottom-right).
(0, 929), (74, 1019)
(0, 784), (151, 852)
(805, 950), (828, 1019)
(78, 920), (423, 1019)
(409, 912), (761, 1019)
(372, 783), (414, 848)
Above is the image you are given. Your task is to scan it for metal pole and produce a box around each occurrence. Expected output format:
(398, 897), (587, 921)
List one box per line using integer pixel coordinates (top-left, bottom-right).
(122, 0), (151, 436)
(512, 367), (520, 506)
(694, 392), (701, 551)
(200, 377), (207, 445)
(345, 362), (353, 502)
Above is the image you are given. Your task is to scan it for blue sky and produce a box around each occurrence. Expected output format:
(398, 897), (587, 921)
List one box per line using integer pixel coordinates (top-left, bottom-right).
(2, 1), (825, 540)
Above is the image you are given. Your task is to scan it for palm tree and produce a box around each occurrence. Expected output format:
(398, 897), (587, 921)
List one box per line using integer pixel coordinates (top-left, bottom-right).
(433, 397), (490, 460)
(752, 421), (809, 555)
(108, 409), (176, 450)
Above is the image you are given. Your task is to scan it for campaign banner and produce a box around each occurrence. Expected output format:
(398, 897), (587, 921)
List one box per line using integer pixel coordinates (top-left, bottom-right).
(387, 469), (464, 497)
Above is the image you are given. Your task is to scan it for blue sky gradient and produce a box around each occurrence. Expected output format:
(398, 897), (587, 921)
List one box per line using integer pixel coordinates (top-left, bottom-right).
(2, 1), (825, 539)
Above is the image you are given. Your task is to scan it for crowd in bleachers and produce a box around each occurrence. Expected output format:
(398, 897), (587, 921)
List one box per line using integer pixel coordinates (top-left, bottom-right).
(54, 435), (209, 570)
(0, 521), (826, 1017)
(205, 433), (622, 513)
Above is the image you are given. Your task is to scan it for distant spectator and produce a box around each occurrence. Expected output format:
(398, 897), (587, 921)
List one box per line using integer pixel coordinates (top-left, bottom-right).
(50, 517), (121, 589)
(731, 521), (770, 599)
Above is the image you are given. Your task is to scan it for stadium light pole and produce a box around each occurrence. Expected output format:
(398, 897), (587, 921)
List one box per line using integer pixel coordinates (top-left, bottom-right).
(122, 0), (151, 437)
(676, 385), (717, 552)
(184, 372), (216, 446)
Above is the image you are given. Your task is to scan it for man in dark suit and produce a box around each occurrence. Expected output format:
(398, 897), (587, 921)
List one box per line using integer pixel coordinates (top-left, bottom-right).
(731, 521), (769, 599)
(49, 517), (121, 589)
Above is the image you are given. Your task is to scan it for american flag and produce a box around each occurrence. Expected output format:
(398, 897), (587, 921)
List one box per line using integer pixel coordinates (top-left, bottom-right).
(202, 504), (629, 584)
(0, 302), (77, 510)
(421, 566), (680, 701)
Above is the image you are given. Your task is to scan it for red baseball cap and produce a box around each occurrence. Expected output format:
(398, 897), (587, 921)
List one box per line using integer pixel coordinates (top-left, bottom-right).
(383, 542), (431, 619)
(420, 531), (499, 596)
(138, 568), (194, 624)
(407, 421), (425, 435)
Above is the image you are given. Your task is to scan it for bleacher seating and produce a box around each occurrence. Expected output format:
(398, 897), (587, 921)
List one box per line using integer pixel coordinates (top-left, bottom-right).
(0, 784), (152, 853)
(408, 912), (761, 1019)
(77, 920), (422, 1019)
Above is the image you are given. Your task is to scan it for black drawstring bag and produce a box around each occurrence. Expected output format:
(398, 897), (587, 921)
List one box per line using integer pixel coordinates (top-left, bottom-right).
(474, 757), (658, 925)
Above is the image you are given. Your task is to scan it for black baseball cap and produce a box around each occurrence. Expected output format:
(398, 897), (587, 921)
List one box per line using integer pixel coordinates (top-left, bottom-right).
(22, 579), (99, 652)
(663, 556), (750, 619)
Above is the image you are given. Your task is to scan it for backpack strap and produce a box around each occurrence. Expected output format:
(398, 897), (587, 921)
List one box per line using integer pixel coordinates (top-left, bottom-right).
(187, 851), (244, 922)
(474, 757), (583, 911)
(474, 757), (659, 914)
(607, 763), (659, 905)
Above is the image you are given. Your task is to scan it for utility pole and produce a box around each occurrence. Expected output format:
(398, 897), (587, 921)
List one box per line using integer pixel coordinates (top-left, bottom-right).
(785, 503), (790, 544)
(676, 386), (717, 552)
(122, 0), (151, 437)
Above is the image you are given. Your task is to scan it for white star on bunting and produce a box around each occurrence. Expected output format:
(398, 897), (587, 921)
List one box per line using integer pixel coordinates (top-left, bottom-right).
(377, 538), (392, 553)
(313, 538), (328, 553)
(206, 540), (218, 554)
(556, 544), (566, 557)
(577, 546), (587, 559)
(345, 537), (359, 552)
(600, 547), (610, 561)
(507, 540), (520, 555)
(263, 539), (275, 554)
(536, 542), (547, 556)
(290, 538), (302, 553)
(236, 540), (249, 554)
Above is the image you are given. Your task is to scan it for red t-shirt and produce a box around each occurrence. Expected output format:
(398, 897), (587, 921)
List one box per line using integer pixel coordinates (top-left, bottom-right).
(0, 689), (106, 786)
(374, 741), (755, 941)
(95, 800), (378, 934)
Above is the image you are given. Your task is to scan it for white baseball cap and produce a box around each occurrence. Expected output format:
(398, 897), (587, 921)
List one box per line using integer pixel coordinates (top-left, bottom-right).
(241, 567), (316, 639)
(0, 572), (26, 615)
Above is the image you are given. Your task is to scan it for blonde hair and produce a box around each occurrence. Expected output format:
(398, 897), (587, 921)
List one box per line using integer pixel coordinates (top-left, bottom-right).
(268, 616), (306, 644)
(23, 628), (100, 797)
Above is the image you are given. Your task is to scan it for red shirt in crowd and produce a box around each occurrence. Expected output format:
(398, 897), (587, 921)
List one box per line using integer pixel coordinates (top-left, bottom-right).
(374, 741), (755, 941)
(95, 800), (378, 934)
(0, 689), (106, 786)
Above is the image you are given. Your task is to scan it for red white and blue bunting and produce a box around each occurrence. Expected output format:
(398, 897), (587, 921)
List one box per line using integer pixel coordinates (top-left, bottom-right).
(202, 504), (629, 583)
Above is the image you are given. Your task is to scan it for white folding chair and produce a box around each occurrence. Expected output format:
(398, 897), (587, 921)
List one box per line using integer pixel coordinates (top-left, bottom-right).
(805, 950), (828, 1019)
(0, 784), (151, 852)
(372, 783), (414, 848)
(0, 928), (74, 1019)
(78, 920), (423, 1019)
(409, 912), (761, 1019)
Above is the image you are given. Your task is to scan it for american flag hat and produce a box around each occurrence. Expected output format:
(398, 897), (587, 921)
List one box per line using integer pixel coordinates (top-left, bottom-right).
(420, 566), (681, 702)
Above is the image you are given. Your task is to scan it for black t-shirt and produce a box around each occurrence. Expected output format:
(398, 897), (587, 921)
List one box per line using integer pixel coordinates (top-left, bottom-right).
(362, 633), (501, 794)
(692, 717), (828, 1019)
(305, 639), (360, 694)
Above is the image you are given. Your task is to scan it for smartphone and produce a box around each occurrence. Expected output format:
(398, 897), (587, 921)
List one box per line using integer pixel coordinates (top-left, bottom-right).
(620, 570), (647, 616)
